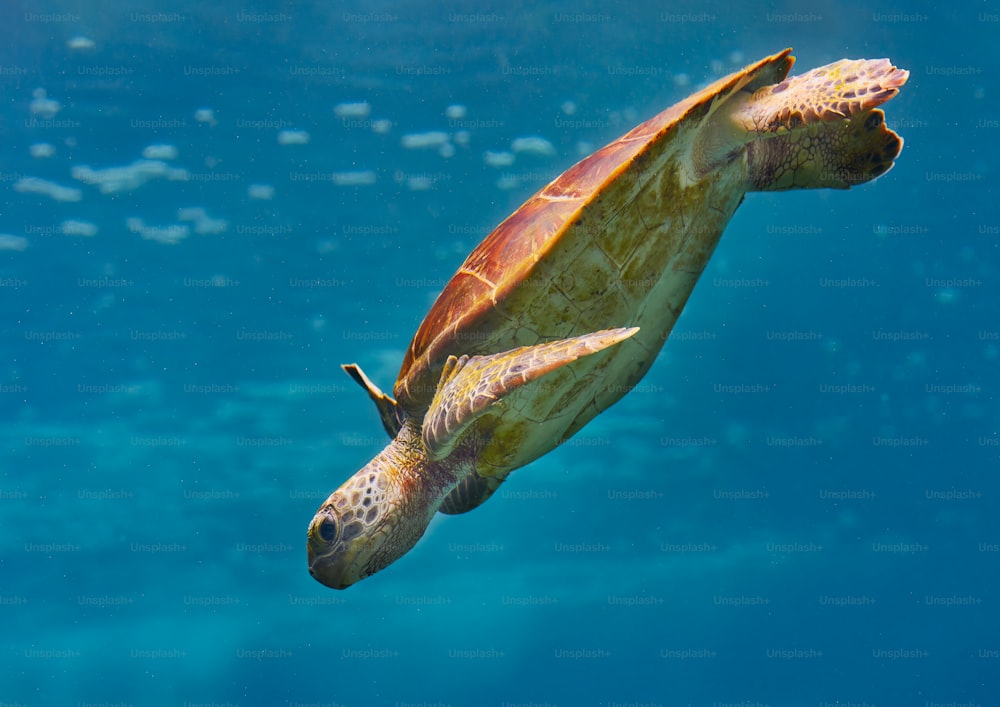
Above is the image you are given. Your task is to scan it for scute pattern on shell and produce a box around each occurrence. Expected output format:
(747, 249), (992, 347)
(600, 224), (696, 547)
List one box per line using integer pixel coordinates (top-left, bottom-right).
(395, 50), (797, 414)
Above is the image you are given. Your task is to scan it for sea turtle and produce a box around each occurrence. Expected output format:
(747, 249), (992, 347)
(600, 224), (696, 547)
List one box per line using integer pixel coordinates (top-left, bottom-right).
(308, 48), (909, 589)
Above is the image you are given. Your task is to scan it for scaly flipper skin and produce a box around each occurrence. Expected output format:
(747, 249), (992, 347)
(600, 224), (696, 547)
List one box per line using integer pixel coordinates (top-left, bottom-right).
(740, 58), (908, 132)
(422, 327), (639, 460)
(737, 58), (909, 189)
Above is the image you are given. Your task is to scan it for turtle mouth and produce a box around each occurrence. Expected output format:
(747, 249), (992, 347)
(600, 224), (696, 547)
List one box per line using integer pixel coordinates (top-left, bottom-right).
(307, 509), (359, 589)
(308, 562), (351, 590)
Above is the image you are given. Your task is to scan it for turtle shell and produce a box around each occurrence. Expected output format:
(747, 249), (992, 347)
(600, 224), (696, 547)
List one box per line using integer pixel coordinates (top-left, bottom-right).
(394, 49), (795, 415)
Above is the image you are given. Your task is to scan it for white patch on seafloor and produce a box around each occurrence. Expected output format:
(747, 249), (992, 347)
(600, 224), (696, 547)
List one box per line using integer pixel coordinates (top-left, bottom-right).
(13, 177), (82, 203)
(511, 136), (556, 156)
(405, 176), (434, 191)
(331, 171), (376, 186)
(334, 101), (371, 119)
(71, 160), (188, 194)
(444, 104), (467, 120)
(67, 36), (96, 50)
(194, 108), (217, 126)
(61, 220), (99, 237)
(400, 131), (449, 149)
(178, 207), (228, 235)
(247, 184), (275, 200)
(29, 88), (61, 119)
(277, 129), (310, 145)
(141, 144), (179, 160)
(177, 207), (207, 222)
(126, 217), (190, 245)
(483, 151), (515, 168)
(0, 234), (30, 251)
(495, 175), (521, 190)
(29, 143), (55, 158)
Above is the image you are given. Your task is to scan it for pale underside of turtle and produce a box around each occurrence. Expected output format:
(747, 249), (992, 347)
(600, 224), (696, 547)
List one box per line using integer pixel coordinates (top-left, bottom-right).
(308, 48), (909, 589)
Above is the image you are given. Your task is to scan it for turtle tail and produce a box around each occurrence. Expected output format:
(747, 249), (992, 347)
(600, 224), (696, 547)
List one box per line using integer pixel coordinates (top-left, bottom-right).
(739, 58), (909, 190)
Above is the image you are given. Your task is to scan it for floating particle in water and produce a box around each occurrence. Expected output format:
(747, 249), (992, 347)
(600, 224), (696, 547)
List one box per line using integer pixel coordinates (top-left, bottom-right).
(247, 184), (275, 200)
(0, 234), (29, 251)
(452, 130), (470, 147)
(400, 131), (450, 149)
(277, 129), (310, 145)
(332, 171), (376, 186)
(822, 338), (841, 355)
(30, 88), (61, 119)
(67, 36), (96, 50)
(142, 144), (179, 160)
(934, 288), (959, 305)
(439, 143), (455, 158)
(560, 100), (577, 116)
(13, 176), (82, 202)
(61, 220), (99, 237)
(444, 104), (467, 120)
(194, 107), (217, 126)
(575, 141), (594, 156)
(29, 143), (55, 158)
(483, 150), (515, 168)
(334, 101), (371, 119)
(370, 119), (392, 135)
(672, 73), (690, 88)
(729, 50), (744, 65)
(511, 136), (556, 156)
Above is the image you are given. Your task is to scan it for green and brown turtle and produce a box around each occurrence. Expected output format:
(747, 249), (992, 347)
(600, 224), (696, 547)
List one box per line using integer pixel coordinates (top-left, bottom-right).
(308, 48), (909, 588)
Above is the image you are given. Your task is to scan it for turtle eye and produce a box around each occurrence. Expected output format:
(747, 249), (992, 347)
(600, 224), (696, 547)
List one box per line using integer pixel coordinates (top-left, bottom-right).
(318, 516), (339, 543)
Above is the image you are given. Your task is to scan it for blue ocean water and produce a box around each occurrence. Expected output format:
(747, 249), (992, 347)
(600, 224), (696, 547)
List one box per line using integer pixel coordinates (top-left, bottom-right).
(2, 1), (998, 705)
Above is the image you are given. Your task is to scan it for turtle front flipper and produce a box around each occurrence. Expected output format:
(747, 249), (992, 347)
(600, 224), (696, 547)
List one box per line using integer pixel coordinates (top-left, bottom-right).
(737, 58), (910, 190)
(342, 363), (405, 437)
(422, 327), (639, 461)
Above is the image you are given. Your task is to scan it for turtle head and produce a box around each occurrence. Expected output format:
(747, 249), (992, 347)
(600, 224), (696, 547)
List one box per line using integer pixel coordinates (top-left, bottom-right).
(307, 428), (451, 589)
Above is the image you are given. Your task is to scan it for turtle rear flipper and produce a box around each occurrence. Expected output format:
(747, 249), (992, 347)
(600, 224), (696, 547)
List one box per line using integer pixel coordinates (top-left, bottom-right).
(737, 57), (909, 190)
(342, 363), (404, 437)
